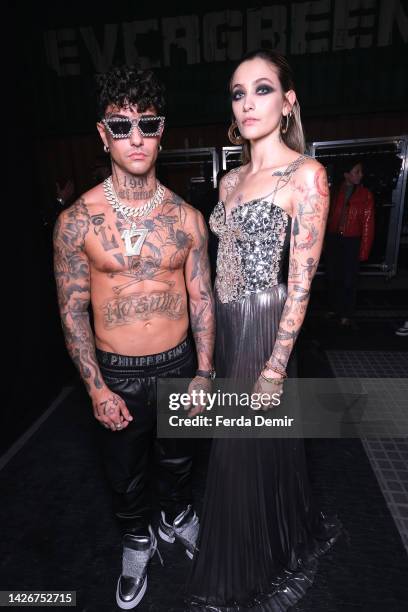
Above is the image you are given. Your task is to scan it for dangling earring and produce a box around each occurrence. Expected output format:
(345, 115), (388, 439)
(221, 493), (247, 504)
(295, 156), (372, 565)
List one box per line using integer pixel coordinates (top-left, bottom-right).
(158, 144), (163, 152)
(103, 144), (110, 153)
(228, 121), (244, 145)
(281, 111), (292, 135)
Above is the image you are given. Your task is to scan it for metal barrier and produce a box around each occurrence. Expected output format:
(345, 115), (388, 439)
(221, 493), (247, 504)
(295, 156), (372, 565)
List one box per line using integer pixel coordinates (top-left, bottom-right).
(156, 137), (407, 277)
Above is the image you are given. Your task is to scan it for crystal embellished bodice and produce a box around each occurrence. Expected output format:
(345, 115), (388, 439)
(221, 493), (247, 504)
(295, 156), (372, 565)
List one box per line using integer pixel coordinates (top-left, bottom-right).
(210, 198), (291, 303)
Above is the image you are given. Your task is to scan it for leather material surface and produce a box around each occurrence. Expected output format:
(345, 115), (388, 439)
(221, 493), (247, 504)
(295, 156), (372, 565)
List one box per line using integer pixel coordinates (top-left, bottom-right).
(97, 339), (196, 535)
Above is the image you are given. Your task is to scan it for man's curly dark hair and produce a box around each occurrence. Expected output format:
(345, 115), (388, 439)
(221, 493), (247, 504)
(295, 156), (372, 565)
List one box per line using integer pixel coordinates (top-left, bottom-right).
(96, 65), (166, 118)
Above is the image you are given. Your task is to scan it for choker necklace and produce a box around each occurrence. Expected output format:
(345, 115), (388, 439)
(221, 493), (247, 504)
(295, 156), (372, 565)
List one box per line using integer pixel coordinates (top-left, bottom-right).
(103, 175), (165, 222)
(103, 176), (165, 256)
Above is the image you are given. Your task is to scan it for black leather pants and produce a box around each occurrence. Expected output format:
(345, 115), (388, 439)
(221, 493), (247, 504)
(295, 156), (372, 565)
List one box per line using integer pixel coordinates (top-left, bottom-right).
(96, 338), (196, 536)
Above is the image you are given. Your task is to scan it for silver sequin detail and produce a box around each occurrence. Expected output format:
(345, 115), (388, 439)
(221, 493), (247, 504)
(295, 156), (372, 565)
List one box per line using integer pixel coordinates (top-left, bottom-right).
(211, 155), (308, 304)
(122, 546), (151, 579)
(210, 200), (289, 304)
(174, 510), (200, 553)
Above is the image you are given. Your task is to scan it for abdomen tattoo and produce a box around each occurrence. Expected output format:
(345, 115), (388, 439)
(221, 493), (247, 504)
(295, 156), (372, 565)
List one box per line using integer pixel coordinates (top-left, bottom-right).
(100, 291), (186, 329)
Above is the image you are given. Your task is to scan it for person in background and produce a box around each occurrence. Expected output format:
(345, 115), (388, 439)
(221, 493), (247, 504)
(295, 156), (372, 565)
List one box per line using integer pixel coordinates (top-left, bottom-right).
(56, 178), (75, 209)
(324, 160), (375, 328)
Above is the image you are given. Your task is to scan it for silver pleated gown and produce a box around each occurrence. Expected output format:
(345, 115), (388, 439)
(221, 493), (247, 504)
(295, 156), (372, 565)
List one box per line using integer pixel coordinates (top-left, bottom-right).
(187, 167), (341, 611)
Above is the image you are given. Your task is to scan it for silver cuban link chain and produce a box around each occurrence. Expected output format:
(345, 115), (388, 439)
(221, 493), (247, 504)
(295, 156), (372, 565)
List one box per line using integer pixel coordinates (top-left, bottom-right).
(103, 176), (166, 256)
(103, 175), (165, 222)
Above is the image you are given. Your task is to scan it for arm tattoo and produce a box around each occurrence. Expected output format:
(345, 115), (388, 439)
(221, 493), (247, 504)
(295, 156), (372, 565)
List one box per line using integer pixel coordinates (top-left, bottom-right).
(53, 199), (104, 394)
(268, 166), (329, 372)
(187, 212), (215, 370)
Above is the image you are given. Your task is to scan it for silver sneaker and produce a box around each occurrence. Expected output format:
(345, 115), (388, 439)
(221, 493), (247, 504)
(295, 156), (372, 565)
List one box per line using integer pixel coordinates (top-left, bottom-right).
(116, 525), (163, 609)
(158, 505), (199, 559)
(395, 321), (408, 336)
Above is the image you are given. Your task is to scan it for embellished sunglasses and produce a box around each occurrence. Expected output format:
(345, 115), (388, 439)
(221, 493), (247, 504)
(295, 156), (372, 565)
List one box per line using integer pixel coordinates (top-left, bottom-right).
(102, 115), (165, 138)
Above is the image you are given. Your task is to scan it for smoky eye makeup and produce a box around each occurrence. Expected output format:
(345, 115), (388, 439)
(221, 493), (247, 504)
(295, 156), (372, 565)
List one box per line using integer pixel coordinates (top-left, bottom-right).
(231, 83), (275, 101)
(231, 88), (244, 101)
(256, 84), (275, 94)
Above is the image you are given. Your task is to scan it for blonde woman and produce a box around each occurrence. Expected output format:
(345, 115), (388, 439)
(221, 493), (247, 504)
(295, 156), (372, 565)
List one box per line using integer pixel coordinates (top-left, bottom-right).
(187, 50), (342, 611)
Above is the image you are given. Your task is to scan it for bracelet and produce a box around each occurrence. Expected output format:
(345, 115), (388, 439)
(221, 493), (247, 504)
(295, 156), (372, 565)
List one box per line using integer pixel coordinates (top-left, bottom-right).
(196, 369), (216, 380)
(260, 372), (284, 384)
(264, 360), (287, 378)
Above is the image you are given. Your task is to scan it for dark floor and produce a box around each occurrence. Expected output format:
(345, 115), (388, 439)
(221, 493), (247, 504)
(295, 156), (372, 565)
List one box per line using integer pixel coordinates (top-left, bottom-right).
(1, 381), (408, 612)
(1, 302), (407, 611)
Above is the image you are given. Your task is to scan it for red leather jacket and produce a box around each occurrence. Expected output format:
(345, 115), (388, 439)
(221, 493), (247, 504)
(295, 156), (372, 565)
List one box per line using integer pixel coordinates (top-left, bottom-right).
(327, 183), (375, 261)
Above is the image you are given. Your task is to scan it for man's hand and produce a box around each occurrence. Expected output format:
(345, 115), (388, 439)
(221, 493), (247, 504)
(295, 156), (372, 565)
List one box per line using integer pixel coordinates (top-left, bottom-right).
(186, 376), (212, 417)
(91, 388), (133, 431)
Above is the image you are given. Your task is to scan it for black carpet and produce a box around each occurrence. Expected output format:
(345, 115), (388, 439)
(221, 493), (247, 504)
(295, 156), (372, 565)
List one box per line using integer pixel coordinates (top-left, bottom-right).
(1, 379), (408, 612)
(301, 315), (408, 353)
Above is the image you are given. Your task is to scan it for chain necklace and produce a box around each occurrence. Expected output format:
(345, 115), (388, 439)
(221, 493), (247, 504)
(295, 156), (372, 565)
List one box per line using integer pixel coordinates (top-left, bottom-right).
(103, 175), (165, 222)
(103, 176), (165, 256)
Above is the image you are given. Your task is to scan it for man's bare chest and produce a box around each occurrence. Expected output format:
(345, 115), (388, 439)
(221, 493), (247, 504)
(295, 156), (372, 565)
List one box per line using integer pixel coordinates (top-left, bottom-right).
(85, 208), (193, 276)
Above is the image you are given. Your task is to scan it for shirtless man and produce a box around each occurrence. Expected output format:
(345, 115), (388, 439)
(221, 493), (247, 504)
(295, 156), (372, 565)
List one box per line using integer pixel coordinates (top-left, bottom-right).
(53, 65), (215, 609)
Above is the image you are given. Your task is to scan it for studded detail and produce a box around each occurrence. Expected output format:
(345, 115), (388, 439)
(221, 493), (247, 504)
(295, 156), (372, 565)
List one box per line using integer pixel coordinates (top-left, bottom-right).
(158, 505), (200, 560)
(211, 155), (308, 304)
(210, 199), (290, 304)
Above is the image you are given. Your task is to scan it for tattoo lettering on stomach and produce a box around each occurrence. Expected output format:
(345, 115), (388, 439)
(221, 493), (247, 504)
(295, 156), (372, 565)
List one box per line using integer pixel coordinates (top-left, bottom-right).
(101, 291), (186, 329)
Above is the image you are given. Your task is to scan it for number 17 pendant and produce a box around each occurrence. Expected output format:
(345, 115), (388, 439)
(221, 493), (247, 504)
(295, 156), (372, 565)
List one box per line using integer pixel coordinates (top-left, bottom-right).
(121, 225), (149, 256)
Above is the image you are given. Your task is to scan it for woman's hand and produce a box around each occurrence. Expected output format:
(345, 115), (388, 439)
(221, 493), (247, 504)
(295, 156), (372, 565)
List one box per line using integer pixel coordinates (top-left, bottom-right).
(252, 369), (285, 411)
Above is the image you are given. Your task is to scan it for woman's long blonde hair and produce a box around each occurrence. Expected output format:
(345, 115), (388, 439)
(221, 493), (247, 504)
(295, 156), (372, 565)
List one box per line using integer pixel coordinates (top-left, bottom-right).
(229, 49), (306, 164)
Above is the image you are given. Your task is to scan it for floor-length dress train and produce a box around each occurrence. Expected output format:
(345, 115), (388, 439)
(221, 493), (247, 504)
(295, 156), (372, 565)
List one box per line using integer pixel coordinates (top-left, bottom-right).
(187, 287), (341, 611)
(187, 157), (342, 610)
